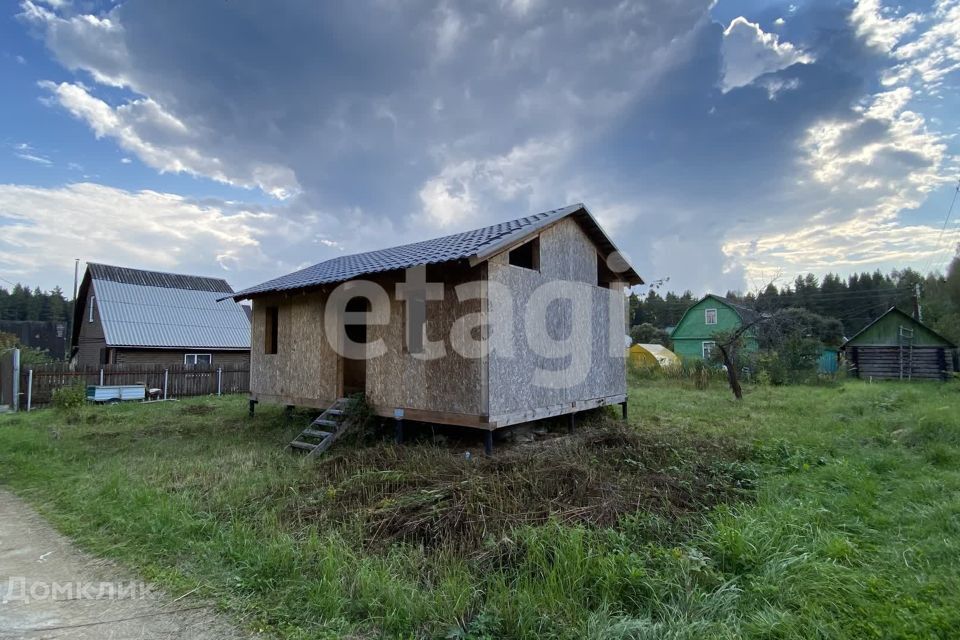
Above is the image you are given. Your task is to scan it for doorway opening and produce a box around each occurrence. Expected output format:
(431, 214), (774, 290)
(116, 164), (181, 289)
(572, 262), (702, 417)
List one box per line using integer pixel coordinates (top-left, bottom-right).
(341, 296), (369, 396)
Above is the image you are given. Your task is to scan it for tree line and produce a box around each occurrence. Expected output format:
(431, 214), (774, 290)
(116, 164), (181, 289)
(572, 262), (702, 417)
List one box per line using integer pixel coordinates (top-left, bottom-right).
(629, 255), (960, 346)
(0, 284), (73, 322)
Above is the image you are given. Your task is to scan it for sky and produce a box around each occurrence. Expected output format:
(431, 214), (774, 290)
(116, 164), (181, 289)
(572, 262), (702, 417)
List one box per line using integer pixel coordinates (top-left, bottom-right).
(1, 0), (959, 297)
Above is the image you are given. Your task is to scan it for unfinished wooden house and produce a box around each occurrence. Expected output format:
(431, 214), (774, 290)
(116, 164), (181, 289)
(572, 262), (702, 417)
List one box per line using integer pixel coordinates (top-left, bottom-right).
(71, 263), (251, 367)
(233, 204), (642, 448)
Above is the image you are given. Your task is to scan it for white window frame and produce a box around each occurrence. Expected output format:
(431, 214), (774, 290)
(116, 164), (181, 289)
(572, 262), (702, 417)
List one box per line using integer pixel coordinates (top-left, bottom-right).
(89, 296), (96, 323)
(704, 308), (717, 325)
(184, 353), (212, 365)
(702, 341), (715, 359)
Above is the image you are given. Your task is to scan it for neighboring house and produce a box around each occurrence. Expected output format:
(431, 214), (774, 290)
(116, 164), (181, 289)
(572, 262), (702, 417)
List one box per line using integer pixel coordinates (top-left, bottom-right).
(71, 263), (251, 367)
(842, 307), (957, 381)
(670, 294), (760, 361)
(0, 321), (68, 360)
(231, 203), (643, 432)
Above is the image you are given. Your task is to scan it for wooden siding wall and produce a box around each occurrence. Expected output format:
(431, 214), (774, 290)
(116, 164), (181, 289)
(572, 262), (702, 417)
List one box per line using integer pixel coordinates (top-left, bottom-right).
(487, 218), (626, 417)
(113, 349), (250, 367)
(74, 283), (107, 367)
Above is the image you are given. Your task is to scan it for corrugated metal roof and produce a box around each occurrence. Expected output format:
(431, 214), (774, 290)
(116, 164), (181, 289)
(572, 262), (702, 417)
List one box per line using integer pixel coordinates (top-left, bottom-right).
(88, 263), (234, 293)
(93, 280), (250, 349)
(234, 203), (642, 298)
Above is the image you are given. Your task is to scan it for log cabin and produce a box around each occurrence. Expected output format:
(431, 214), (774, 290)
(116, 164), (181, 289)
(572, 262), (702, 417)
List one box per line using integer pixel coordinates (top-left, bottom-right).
(842, 307), (957, 381)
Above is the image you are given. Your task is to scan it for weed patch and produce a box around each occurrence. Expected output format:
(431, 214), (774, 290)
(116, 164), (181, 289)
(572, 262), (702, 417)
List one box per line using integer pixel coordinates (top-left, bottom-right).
(287, 424), (750, 554)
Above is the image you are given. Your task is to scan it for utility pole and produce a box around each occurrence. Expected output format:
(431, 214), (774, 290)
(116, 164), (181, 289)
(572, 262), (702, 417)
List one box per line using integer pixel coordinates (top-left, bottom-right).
(912, 282), (922, 322)
(72, 258), (80, 302)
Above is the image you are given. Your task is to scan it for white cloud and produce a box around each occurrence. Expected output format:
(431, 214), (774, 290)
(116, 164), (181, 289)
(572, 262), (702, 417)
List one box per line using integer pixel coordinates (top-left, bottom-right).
(39, 81), (300, 198)
(720, 16), (813, 92)
(10, 142), (52, 165)
(0, 183), (277, 290)
(850, 0), (921, 52)
(882, 0), (960, 90)
(418, 135), (571, 228)
(725, 86), (952, 281)
(434, 3), (466, 59)
(19, 0), (131, 87)
(16, 152), (52, 165)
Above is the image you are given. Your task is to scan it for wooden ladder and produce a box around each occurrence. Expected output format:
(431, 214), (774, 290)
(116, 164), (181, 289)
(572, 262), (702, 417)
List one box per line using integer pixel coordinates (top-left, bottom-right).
(289, 398), (353, 458)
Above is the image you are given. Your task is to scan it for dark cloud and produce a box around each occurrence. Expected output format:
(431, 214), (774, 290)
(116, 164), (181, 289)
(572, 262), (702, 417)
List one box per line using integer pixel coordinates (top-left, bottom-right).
(11, 0), (959, 293)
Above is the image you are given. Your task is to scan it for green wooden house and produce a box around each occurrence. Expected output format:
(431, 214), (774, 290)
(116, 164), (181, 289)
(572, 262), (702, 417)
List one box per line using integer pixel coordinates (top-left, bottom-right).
(670, 294), (760, 361)
(842, 307), (957, 381)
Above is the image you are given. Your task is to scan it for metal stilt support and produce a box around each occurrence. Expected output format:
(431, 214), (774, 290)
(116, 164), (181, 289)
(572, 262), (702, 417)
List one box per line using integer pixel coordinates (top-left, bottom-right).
(622, 399), (628, 422)
(284, 405), (294, 421)
(395, 418), (405, 444)
(568, 412), (575, 433)
(248, 399), (258, 417)
(484, 430), (494, 456)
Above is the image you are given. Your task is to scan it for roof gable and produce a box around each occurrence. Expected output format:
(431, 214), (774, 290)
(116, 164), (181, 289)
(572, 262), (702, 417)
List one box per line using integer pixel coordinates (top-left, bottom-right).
(72, 264), (249, 350)
(233, 203), (642, 298)
(843, 307), (956, 348)
(670, 294), (759, 338)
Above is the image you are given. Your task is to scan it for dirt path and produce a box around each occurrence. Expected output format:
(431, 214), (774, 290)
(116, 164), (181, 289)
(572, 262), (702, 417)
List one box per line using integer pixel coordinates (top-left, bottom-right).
(0, 489), (250, 639)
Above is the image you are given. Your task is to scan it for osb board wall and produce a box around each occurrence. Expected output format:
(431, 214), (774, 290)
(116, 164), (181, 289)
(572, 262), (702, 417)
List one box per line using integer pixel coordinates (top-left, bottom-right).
(539, 216), (598, 284)
(366, 264), (485, 416)
(487, 218), (626, 416)
(250, 263), (485, 416)
(250, 293), (339, 402)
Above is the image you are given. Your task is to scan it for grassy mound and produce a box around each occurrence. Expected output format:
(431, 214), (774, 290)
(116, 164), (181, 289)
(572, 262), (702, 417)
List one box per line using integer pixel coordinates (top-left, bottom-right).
(290, 422), (749, 553)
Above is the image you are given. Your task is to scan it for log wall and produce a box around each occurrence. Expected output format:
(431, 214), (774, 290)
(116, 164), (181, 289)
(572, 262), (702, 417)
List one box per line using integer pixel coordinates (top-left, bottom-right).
(849, 346), (956, 381)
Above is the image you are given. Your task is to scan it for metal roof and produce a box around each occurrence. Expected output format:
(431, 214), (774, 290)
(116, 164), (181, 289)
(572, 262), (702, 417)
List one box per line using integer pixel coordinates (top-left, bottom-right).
(88, 262), (234, 293)
(82, 264), (250, 350)
(233, 203), (643, 299)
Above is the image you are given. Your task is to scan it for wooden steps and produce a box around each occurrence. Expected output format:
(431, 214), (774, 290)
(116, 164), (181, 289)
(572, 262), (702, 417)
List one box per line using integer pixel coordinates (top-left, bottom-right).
(288, 398), (354, 458)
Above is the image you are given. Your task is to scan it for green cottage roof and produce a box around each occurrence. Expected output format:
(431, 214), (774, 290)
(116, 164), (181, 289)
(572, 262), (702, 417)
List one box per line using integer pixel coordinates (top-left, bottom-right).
(842, 307), (956, 349)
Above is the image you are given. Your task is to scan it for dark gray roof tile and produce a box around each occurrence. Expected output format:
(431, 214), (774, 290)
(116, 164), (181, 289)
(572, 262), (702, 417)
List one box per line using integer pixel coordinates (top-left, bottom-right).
(234, 203), (641, 298)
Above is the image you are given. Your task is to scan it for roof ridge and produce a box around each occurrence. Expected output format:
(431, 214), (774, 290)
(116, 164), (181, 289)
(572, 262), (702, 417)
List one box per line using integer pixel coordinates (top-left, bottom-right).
(89, 263), (234, 294)
(88, 261), (232, 284)
(233, 202), (641, 298)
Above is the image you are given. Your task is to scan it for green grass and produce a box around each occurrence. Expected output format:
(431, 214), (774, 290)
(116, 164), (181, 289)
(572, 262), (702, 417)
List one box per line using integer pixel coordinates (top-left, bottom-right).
(1, 380), (959, 638)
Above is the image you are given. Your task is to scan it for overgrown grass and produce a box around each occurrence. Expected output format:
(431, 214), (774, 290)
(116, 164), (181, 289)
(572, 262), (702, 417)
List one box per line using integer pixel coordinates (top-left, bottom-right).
(1, 380), (959, 638)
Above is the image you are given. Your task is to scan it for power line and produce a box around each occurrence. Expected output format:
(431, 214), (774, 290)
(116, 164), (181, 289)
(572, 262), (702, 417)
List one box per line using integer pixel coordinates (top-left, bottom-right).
(922, 177), (960, 275)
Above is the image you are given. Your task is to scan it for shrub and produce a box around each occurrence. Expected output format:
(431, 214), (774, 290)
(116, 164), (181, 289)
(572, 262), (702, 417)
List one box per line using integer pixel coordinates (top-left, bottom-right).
(52, 383), (87, 411)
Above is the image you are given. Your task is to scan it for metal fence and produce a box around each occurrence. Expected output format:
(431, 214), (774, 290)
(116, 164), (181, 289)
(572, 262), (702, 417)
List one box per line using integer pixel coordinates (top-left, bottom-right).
(13, 362), (250, 410)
